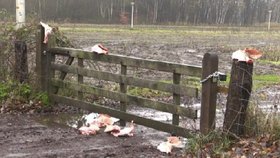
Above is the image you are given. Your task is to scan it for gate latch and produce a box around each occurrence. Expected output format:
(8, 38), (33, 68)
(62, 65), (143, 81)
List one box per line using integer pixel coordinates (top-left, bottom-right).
(201, 71), (227, 83)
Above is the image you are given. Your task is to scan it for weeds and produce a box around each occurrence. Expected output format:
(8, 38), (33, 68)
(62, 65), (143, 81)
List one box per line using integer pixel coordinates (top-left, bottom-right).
(33, 92), (50, 106)
(186, 131), (232, 157)
(0, 81), (29, 102)
(0, 80), (49, 106)
(245, 103), (280, 140)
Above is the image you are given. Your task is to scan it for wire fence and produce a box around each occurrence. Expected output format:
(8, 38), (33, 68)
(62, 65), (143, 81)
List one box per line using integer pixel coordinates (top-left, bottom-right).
(215, 61), (280, 137)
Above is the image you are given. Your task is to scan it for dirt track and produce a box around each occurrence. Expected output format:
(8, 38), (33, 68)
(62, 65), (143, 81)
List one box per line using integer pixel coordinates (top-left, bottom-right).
(0, 114), (184, 158)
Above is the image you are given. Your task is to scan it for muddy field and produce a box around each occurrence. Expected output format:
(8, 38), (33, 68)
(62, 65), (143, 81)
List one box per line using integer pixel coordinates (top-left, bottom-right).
(64, 26), (280, 76)
(1, 25), (280, 157)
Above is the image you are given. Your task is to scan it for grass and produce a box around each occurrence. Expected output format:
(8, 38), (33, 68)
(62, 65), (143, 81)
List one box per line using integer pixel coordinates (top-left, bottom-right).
(253, 74), (280, 82)
(222, 73), (280, 91)
(259, 59), (280, 65)
(186, 131), (232, 156)
(253, 74), (280, 90)
(245, 104), (280, 139)
(58, 24), (280, 38)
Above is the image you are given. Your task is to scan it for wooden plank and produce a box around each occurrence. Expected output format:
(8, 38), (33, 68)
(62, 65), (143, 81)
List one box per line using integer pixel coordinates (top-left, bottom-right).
(200, 53), (218, 134)
(49, 47), (202, 77)
(51, 79), (197, 119)
(120, 63), (127, 126)
(172, 73), (181, 126)
(50, 94), (194, 138)
(53, 55), (74, 94)
(60, 56), (74, 79)
(51, 63), (198, 97)
(78, 58), (84, 100)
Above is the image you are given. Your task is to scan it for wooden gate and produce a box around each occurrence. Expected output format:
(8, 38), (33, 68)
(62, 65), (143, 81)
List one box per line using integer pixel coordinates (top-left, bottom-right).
(36, 26), (219, 137)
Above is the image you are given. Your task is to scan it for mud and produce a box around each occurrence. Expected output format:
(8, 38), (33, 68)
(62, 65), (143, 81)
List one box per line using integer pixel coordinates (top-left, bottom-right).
(1, 26), (279, 157)
(0, 114), (184, 158)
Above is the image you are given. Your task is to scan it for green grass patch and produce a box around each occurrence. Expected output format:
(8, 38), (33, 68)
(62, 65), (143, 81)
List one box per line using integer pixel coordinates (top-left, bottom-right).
(259, 59), (280, 65)
(222, 74), (279, 90)
(253, 74), (280, 83)
(253, 74), (280, 90)
(58, 24), (280, 39)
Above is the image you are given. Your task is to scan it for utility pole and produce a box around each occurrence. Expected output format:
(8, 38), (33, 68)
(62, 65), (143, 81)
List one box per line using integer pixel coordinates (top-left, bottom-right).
(16, 0), (25, 29)
(130, 2), (135, 29)
(268, 10), (272, 31)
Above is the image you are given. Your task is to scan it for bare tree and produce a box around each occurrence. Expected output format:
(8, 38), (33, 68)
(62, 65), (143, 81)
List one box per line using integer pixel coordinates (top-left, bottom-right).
(0, 0), (279, 25)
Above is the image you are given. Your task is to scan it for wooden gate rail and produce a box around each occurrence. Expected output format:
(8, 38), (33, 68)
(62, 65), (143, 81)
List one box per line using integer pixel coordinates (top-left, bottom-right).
(45, 46), (202, 137)
(51, 63), (198, 97)
(51, 79), (197, 119)
(49, 47), (202, 77)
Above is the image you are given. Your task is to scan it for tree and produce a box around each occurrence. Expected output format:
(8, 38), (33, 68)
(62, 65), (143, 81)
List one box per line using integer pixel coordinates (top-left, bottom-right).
(0, 0), (279, 25)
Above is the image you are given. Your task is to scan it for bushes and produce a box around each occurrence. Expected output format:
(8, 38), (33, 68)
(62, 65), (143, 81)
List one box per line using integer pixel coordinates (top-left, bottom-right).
(0, 81), (49, 106)
(0, 9), (38, 82)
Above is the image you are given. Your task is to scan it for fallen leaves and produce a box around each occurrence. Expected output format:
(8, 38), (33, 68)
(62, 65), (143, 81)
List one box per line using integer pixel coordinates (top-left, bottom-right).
(227, 135), (280, 158)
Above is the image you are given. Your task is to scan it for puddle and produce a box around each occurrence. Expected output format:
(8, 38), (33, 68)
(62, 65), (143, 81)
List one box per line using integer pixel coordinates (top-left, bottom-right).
(6, 153), (32, 157)
(34, 113), (85, 129)
(129, 107), (173, 122)
(34, 112), (120, 130)
(253, 85), (280, 113)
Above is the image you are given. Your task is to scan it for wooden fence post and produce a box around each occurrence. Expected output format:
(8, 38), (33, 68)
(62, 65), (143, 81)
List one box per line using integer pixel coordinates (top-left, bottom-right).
(14, 41), (28, 83)
(45, 34), (56, 104)
(36, 25), (56, 92)
(173, 73), (181, 126)
(120, 63), (127, 126)
(46, 47), (55, 97)
(36, 25), (48, 91)
(223, 60), (253, 136)
(200, 53), (218, 134)
(78, 58), (84, 100)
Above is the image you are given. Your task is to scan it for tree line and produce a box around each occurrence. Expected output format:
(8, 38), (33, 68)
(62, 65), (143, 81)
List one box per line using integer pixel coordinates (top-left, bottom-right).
(1, 0), (280, 26)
